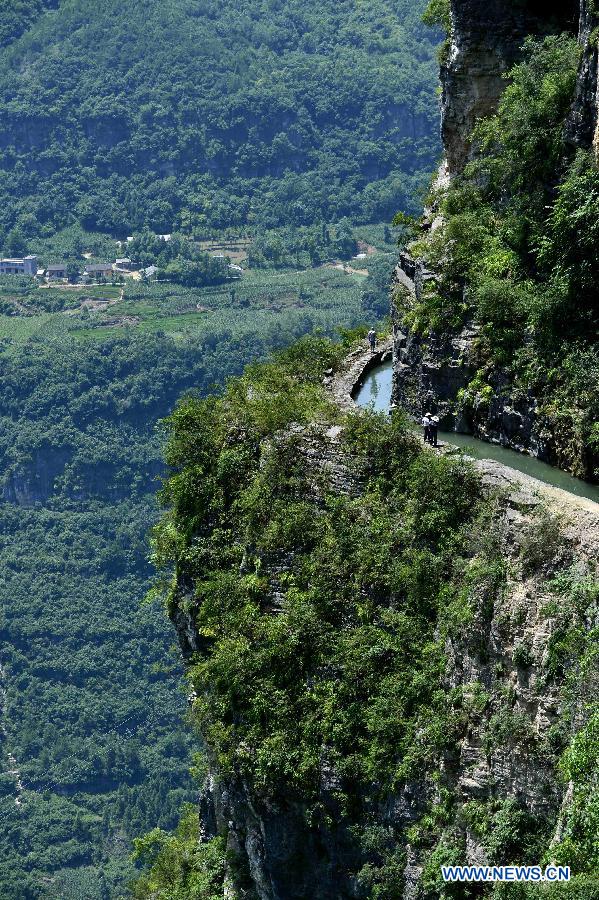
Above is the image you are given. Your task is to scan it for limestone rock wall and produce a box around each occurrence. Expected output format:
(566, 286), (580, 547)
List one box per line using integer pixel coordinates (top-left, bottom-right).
(395, 0), (599, 475)
(174, 401), (598, 899)
(443, 0), (581, 174)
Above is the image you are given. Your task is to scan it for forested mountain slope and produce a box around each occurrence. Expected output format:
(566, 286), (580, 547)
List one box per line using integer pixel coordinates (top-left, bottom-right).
(0, 0), (440, 241)
(0, 0), (443, 896)
(0, 0), (57, 48)
(0, 274), (372, 898)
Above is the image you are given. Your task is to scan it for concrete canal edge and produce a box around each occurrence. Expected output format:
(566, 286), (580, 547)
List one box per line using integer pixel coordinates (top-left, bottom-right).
(325, 338), (393, 413)
(325, 337), (599, 522)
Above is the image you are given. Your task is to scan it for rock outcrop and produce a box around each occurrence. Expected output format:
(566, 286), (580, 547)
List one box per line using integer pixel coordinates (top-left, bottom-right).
(178, 443), (598, 900)
(442, 0), (581, 175)
(172, 344), (598, 899)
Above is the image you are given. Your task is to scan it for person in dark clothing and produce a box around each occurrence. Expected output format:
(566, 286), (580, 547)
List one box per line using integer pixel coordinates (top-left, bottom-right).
(429, 414), (439, 447)
(367, 328), (376, 352)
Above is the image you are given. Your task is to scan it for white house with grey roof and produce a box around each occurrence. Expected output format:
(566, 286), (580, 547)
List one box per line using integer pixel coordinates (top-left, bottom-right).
(83, 263), (114, 279)
(0, 255), (38, 276)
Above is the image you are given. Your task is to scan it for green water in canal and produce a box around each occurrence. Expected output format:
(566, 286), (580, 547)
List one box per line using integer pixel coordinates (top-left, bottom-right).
(354, 359), (599, 504)
(353, 359), (394, 413)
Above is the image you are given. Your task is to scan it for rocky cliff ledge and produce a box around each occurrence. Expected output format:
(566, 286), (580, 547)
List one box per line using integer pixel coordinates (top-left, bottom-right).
(164, 343), (598, 899)
(392, 253), (599, 479)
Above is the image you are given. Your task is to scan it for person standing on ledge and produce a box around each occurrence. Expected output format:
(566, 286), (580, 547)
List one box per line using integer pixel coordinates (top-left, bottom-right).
(422, 412), (432, 444)
(430, 414), (439, 447)
(367, 328), (376, 352)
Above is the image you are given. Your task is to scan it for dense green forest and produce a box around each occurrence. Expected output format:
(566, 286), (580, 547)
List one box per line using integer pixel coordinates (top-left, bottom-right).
(0, 499), (192, 898)
(0, 0), (57, 48)
(0, 256), (391, 897)
(0, 0), (440, 243)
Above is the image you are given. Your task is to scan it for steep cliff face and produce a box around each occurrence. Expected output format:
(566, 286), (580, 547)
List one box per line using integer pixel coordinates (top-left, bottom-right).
(391, 259), (593, 476)
(394, 0), (599, 480)
(567, 0), (599, 155)
(442, 0), (581, 174)
(159, 344), (598, 900)
(193, 439), (598, 900)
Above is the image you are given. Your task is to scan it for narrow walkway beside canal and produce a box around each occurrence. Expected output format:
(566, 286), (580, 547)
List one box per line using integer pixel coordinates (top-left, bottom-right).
(329, 339), (599, 517)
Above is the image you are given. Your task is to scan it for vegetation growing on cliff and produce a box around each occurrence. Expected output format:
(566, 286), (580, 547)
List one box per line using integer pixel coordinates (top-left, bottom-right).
(136, 338), (511, 897)
(546, 572), (599, 881)
(152, 337), (481, 801)
(136, 337), (598, 898)
(132, 807), (226, 900)
(404, 32), (599, 480)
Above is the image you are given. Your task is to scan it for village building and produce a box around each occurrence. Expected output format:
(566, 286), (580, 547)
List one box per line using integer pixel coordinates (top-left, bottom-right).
(114, 258), (132, 271)
(84, 263), (114, 279)
(0, 255), (38, 276)
(46, 264), (68, 280)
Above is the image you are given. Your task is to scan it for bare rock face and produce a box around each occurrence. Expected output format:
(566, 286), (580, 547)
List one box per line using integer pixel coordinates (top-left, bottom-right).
(567, 0), (599, 156)
(443, 0), (580, 174)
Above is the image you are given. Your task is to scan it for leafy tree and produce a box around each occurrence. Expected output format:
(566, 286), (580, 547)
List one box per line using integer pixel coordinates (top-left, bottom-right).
(5, 226), (27, 255)
(333, 218), (358, 260)
(66, 261), (81, 283)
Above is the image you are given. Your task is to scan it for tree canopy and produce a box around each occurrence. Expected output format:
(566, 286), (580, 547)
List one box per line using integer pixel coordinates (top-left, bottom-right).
(0, 0), (440, 243)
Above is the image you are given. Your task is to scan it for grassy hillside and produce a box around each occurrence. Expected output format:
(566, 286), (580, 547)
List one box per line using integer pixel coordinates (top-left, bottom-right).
(0, 0), (440, 242)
